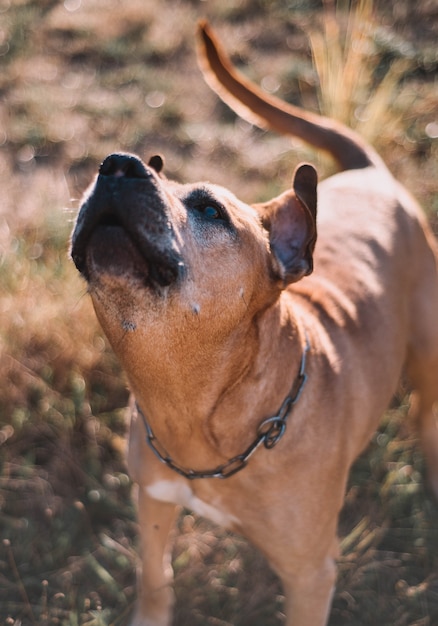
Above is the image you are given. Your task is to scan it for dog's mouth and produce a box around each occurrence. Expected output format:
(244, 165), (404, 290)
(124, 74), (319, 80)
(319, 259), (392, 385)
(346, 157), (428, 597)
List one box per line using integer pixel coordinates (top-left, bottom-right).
(71, 153), (183, 289)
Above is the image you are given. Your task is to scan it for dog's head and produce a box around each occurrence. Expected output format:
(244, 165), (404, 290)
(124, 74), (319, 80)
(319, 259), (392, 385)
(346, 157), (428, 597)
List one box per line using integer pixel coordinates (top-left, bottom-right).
(71, 152), (316, 365)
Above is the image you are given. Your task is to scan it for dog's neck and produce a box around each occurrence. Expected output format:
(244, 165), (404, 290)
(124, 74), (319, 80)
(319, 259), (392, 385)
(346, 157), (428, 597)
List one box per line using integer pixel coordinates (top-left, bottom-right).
(120, 296), (307, 469)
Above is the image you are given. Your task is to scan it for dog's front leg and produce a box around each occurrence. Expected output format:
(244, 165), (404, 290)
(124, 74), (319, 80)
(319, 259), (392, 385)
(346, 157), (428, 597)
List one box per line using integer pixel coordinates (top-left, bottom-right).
(281, 556), (337, 626)
(130, 486), (178, 626)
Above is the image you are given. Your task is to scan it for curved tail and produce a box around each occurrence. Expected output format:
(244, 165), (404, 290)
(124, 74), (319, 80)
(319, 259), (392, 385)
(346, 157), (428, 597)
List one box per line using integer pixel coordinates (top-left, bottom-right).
(197, 21), (385, 172)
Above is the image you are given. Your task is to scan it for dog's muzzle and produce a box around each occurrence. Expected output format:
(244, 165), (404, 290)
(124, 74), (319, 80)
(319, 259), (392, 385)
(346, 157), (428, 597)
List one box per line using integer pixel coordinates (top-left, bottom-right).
(70, 153), (183, 288)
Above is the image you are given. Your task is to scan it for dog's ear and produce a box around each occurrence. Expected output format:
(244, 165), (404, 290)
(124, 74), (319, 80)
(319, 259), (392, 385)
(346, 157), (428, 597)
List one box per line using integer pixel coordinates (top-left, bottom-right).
(259, 163), (317, 285)
(148, 154), (164, 174)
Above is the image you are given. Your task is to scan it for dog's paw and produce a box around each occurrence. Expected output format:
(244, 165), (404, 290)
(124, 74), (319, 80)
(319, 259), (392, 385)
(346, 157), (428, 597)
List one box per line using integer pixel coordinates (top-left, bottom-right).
(129, 609), (171, 626)
(129, 590), (174, 626)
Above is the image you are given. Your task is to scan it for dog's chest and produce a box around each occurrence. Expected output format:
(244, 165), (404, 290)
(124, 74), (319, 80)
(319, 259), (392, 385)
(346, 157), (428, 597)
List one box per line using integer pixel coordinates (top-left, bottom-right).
(145, 479), (239, 528)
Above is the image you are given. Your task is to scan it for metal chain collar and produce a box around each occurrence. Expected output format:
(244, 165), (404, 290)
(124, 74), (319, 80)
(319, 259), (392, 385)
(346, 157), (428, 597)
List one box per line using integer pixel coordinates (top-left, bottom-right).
(136, 334), (310, 480)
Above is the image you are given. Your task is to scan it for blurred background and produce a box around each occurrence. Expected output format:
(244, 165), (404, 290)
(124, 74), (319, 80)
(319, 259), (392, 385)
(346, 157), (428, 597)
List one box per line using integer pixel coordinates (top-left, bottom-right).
(0, 0), (437, 624)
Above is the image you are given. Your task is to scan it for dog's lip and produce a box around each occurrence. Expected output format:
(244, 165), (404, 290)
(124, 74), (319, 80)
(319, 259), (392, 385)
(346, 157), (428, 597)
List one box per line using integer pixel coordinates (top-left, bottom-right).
(75, 218), (183, 288)
(85, 222), (152, 283)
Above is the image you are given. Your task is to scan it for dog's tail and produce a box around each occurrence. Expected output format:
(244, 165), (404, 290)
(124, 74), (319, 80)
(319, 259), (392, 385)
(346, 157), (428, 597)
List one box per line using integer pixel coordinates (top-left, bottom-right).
(198, 21), (385, 173)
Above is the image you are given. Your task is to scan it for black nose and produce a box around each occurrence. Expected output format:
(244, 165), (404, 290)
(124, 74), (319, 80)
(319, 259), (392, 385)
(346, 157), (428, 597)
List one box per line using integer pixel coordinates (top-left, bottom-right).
(99, 153), (149, 178)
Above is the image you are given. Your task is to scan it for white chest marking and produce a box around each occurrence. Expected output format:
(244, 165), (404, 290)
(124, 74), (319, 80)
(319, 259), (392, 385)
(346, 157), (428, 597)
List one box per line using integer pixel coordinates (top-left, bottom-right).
(145, 479), (239, 528)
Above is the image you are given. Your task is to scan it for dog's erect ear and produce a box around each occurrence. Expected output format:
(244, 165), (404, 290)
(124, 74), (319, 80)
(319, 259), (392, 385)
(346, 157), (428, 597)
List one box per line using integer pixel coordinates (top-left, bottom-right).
(259, 163), (317, 285)
(148, 154), (164, 174)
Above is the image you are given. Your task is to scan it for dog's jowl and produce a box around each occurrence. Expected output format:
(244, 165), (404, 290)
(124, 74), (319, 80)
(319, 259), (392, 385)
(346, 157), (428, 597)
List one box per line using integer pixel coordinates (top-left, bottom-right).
(71, 22), (438, 626)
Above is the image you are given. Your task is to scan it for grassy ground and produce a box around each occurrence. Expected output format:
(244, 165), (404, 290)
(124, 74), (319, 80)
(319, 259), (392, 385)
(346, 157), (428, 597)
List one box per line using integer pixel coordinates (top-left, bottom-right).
(1, 0), (438, 624)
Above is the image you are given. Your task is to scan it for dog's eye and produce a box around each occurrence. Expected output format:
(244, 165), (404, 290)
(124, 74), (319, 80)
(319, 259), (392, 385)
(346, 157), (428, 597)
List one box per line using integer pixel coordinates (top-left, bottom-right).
(199, 204), (221, 219)
(194, 202), (225, 221)
(185, 189), (230, 226)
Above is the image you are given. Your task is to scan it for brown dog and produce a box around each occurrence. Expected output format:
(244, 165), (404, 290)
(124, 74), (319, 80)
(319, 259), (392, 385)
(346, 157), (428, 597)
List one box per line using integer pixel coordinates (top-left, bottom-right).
(71, 21), (438, 626)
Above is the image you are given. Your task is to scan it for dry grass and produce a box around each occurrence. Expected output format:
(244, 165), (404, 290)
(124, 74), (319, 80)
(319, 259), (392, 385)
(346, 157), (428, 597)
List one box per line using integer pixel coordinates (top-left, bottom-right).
(308, 0), (413, 145)
(1, 0), (438, 624)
